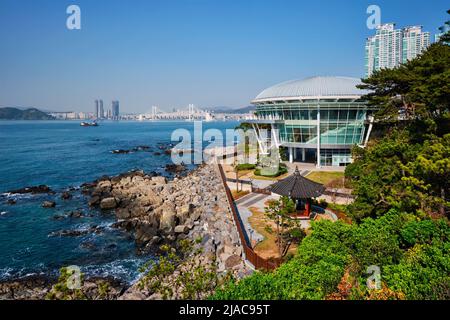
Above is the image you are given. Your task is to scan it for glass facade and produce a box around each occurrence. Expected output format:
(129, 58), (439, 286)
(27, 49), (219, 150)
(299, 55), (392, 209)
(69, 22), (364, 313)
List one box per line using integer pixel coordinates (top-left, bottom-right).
(320, 149), (352, 167)
(255, 102), (368, 146)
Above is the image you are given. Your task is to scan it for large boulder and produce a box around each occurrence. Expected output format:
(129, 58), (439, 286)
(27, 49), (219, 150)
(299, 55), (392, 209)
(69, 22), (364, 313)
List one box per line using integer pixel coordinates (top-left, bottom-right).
(100, 197), (117, 210)
(116, 208), (131, 220)
(225, 255), (242, 269)
(118, 291), (147, 300)
(139, 191), (162, 207)
(132, 176), (145, 184)
(176, 204), (193, 224)
(42, 201), (56, 208)
(151, 176), (167, 185)
(159, 207), (176, 234)
(174, 225), (189, 234)
(61, 191), (72, 200)
(89, 196), (100, 207)
(135, 223), (158, 244)
(165, 164), (186, 174)
(97, 180), (112, 191)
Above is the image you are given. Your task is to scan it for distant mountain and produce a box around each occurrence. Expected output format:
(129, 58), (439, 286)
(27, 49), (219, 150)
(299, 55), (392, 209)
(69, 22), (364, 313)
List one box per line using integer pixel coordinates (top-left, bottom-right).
(0, 107), (55, 120)
(209, 106), (255, 114)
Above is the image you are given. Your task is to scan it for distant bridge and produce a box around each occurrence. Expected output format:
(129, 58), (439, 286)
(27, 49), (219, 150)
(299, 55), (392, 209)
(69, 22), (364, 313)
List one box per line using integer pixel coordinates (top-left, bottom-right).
(139, 104), (213, 120)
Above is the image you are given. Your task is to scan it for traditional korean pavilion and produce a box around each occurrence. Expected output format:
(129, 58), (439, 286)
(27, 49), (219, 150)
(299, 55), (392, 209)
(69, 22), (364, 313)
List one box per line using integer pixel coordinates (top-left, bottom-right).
(270, 167), (325, 218)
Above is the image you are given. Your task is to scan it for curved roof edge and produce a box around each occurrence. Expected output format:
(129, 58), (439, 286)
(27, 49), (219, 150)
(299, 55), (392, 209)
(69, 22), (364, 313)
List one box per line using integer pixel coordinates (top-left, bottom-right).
(252, 76), (369, 103)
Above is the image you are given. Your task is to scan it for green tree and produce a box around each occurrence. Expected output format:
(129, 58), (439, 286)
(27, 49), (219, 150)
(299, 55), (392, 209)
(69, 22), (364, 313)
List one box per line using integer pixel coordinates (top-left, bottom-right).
(401, 134), (450, 216)
(265, 196), (299, 257)
(358, 42), (450, 127)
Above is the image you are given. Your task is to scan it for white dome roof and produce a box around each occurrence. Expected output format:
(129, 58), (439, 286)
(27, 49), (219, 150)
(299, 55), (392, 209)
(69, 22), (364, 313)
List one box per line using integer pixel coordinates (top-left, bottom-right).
(253, 76), (368, 102)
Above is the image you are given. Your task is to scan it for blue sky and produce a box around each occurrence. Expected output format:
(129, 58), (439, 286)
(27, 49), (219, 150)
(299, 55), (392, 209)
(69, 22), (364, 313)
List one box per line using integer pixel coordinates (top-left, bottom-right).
(0, 0), (448, 113)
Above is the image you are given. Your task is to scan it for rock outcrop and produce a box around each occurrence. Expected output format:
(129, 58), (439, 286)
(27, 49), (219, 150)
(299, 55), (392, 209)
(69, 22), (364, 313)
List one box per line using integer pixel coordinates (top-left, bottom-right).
(0, 275), (124, 300)
(42, 201), (56, 208)
(83, 164), (249, 299)
(8, 185), (53, 195)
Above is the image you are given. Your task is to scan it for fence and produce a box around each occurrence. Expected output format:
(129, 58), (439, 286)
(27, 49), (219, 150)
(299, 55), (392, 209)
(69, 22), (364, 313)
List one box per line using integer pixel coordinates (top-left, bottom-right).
(226, 177), (252, 185)
(251, 185), (272, 195)
(323, 189), (356, 199)
(217, 164), (282, 271)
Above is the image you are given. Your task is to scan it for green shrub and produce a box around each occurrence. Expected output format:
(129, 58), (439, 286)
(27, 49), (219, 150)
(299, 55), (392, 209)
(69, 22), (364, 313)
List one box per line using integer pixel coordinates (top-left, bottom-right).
(235, 163), (256, 171)
(400, 219), (449, 247)
(254, 164), (288, 177)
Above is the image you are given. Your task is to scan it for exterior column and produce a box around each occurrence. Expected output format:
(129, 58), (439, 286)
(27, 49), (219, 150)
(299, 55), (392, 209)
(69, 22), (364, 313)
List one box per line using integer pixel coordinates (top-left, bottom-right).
(305, 198), (311, 217)
(302, 148), (306, 161)
(316, 105), (321, 168)
(289, 147), (293, 163)
(363, 115), (374, 147)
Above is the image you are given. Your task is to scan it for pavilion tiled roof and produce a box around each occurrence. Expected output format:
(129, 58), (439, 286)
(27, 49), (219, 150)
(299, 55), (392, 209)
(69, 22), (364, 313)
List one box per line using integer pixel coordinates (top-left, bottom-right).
(270, 167), (325, 199)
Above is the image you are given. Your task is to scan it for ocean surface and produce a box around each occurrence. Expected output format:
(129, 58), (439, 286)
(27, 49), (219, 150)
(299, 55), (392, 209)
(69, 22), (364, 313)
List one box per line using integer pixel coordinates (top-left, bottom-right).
(0, 120), (239, 283)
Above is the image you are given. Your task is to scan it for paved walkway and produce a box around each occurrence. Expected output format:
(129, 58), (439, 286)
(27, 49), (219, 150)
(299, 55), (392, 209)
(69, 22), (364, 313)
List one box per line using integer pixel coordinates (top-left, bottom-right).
(235, 193), (269, 244)
(229, 167), (311, 191)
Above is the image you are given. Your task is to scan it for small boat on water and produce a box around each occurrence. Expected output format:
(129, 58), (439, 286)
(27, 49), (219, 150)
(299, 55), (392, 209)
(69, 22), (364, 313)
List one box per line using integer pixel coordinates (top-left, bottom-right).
(80, 121), (99, 127)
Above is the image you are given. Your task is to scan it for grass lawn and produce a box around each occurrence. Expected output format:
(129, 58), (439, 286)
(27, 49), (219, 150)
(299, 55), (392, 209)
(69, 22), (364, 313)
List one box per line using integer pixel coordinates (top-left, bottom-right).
(306, 171), (344, 185)
(250, 172), (289, 181)
(231, 190), (250, 200)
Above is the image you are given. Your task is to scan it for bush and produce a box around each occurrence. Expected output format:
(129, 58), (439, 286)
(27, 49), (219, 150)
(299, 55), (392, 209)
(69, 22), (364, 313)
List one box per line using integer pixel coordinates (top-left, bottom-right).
(383, 242), (450, 299)
(235, 163), (256, 171)
(254, 164), (288, 177)
(400, 219), (449, 247)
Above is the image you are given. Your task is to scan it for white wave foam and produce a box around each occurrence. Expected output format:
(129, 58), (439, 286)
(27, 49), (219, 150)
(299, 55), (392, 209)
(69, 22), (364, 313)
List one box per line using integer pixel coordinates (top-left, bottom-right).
(81, 258), (149, 284)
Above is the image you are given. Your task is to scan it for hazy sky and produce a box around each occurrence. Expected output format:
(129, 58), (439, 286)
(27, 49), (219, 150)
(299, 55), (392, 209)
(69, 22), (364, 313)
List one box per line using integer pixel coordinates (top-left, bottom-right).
(0, 0), (448, 113)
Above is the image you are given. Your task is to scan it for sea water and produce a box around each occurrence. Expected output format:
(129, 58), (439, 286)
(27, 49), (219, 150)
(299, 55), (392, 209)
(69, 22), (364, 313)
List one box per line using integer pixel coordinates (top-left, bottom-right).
(0, 120), (238, 283)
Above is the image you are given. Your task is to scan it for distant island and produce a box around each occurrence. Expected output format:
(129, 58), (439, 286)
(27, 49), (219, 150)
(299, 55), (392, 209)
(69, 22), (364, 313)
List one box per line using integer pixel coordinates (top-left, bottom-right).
(0, 107), (55, 120)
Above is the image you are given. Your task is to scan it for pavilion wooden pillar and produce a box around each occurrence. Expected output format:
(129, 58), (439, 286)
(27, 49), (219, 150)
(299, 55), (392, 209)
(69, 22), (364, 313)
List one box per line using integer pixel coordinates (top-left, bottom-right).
(305, 198), (311, 216)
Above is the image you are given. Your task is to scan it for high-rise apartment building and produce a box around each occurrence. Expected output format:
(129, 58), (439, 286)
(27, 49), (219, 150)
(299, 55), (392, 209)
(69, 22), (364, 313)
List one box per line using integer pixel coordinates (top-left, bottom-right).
(365, 23), (430, 77)
(402, 26), (430, 62)
(99, 99), (104, 118)
(111, 101), (120, 120)
(94, 100), (99, 119)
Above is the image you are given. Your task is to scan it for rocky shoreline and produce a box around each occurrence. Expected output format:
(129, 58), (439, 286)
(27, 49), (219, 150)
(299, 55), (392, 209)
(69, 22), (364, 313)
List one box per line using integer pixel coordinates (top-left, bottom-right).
(0, 163), (250, 300)
(0, 274), (126, 300)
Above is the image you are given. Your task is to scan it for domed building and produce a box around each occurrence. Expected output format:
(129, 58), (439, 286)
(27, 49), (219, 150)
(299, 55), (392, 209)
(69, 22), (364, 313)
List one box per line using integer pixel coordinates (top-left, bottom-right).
(247, 76), (375, 167)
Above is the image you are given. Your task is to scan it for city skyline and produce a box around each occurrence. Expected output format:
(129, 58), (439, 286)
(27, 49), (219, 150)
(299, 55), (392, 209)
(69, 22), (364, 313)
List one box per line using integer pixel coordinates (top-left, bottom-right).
(0, 0), (448, 113)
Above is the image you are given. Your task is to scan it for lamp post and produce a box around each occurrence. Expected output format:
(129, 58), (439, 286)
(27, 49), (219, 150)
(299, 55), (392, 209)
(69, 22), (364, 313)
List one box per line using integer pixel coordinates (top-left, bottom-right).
(234, 165), (239, 192)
